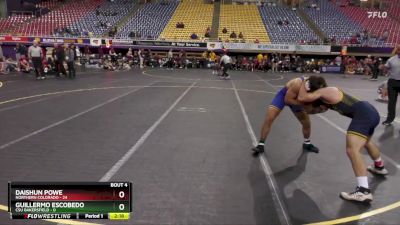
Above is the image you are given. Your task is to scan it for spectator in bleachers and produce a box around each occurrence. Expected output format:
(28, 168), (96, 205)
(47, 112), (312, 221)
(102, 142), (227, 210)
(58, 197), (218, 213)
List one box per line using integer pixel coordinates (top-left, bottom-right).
(381, 29), (389, 41)
(283, 19), (289, 25)
(362, 29), (369, 41)
(238, 32), (244, 39)
(130, 31), (138, 38)
(222, 27), (228, 34)
(81, 29), (90, 37)
(191, 33), (198, 40)
(205, 27), (211, 38)
(331, 36), (337, 45)
(350, 35), (358, 44)
(230, 31), (237, 39)
(109, 27), (118, 37)
(205, 28), (211, 38)
(255, 39), (260, 44)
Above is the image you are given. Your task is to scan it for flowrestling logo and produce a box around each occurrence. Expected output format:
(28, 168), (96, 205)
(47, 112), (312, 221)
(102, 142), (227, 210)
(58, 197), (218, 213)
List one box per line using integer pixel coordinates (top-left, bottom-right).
(367, 11), (388, 18)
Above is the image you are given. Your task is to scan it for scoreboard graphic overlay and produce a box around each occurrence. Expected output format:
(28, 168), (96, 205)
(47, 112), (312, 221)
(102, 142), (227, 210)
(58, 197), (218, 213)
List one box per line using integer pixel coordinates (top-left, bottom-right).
(8, 182), (132, 220)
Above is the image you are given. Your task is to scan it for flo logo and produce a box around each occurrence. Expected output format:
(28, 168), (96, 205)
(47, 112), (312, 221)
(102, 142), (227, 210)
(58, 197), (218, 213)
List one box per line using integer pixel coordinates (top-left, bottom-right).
(367, 11), (388, 18)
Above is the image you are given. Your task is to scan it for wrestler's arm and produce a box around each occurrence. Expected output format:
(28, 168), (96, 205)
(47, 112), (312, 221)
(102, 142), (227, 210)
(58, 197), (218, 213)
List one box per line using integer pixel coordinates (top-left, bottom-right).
(297, 82), (323, 103)
(304, 103), (328, 114)
(284, 79), (302, 105)
(284, 87), (302, 105)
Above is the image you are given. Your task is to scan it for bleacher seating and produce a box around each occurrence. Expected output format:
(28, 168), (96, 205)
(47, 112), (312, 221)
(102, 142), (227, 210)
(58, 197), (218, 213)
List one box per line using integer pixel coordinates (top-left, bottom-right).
(303, 0), (395, 46)
(0, 0), (398, 47)
(383, 0), (400, 19)
(302, 0), (364, 43)
(219, 4), (270, 43)
(8, 0), (104, 36)
(159, 0), (214, 41)
(36, 0), (62, 11)
(0, 15), (34, 34)
(338, 5), (400, 45)
(68, 0), (136, 37)
(115, 1), (179, 39)
(258, 5), (318, 44)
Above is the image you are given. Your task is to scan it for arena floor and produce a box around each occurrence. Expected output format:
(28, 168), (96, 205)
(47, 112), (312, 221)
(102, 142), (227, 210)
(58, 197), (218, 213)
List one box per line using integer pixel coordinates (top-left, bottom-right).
(0, 68), (399, 225)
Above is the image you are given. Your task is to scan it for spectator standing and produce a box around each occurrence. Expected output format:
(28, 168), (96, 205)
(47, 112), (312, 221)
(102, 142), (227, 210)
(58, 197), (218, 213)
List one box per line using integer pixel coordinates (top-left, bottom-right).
(167, 49), (174, 70)
(53, 44), (67, 77)
(138, 49), (144, 69)
(382, 46), (400, 126)
(15, 43), (23, 70)
(70, 44), (77, 62)
(75, 46), (81, 65)
(256, 53), (263, 69)
(209, 51), (216, 63)
(370, 56), (380, 81)
(65, 44), (76, 79)
(28, 41), (44, 80)
(335, 55), (342, 66)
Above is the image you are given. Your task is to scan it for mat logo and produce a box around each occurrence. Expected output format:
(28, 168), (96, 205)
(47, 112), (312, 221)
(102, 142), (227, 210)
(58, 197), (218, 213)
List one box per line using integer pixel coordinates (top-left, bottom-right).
(367, 11), (387, 18)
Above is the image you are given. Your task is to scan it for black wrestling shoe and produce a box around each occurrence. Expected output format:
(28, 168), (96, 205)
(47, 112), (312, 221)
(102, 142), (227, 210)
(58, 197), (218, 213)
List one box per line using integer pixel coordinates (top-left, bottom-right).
(340, 186), (372, 203)
(303, 143), (319, 153)
(251, 145), (264, 154)
(382, 120), (392, 126)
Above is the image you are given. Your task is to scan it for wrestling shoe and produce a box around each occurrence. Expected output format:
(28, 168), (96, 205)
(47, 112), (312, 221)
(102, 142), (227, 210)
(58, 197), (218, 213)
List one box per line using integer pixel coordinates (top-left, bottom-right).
(367, 165), (388, 176)
(382, 120), (392, 126)
(251, 144), (264, 154)
(303, 143), (319, 153)
(340, 186), (372, 203)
